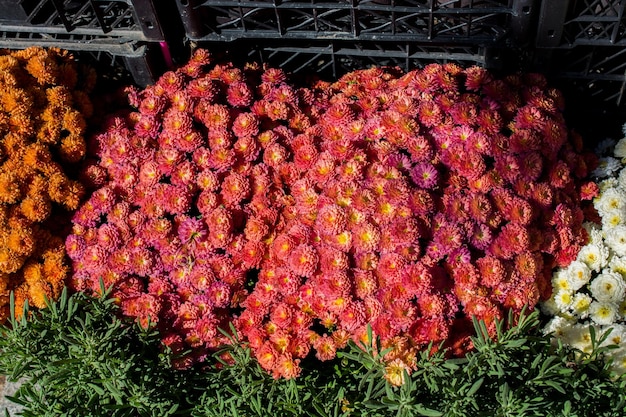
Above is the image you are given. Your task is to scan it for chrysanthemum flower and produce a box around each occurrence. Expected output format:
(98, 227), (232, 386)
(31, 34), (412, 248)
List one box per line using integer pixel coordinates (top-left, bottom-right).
(335, 301), (364, 332)
(220, 172), (250, 207)
(287, 244), (318, 277)
(312, 334), (337, 361)
(410, 163), (438, 189)
(577, 243), (610, 272)
(234, 239), (262, 269)
(590, 271), (626, 303)
(138, 93), (166, 116)
(515, 251), (541, 280)
(156, 70), (184, 94)
(128, 247), (154, 277)
(595, 187), (626, 217)
(0, 171), (21, 204)
(64, 233), (86, 261)
(224, 81), (252, 107)
(351, 221), (381, 253)
(346, 269), (375, 299)
(514, 105), (545, 130)
(374, 251), (404, 282)
(325, 102), (355, 124)
(464, 66), (493, 91)
(589, 301), (619, 326)
(177, 216), (207, 244)
(270, 354), (300, 379)
(81, 243), (108, 273)
(186, 78), (218, 104)
(163, 108), (193, 136)
(152, 146), (182, 175)
(201, 104), (230, 130)
(256, 341), (280, 374)
(168, 90), (193, 113)
(162, 186), (191, 215)
(96, 223), (121, 252)
(505, 197), (534, 225)
(133, 113), (160, 138)
(315, 203), (346, 235)
(231, 134), (258, 161)
(264, 100), (289, 121)
(267, 303), (293, 330)
(205, 281), (230, 308)
(204, 147), (234, 172)
(268, 235), (295, 263)
(380, 297), (414, 331)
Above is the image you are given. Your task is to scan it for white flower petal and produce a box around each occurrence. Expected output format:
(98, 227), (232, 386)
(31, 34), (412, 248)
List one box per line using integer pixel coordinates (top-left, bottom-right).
(566, 261), (591, 291)
(577, 243), (610, 272)
(614, 137), (626, 159)
(590, 271), (625, 302)
(606, 225), (626, 257)
(593, 157), (622, 178)
(589, 301), (619, 326)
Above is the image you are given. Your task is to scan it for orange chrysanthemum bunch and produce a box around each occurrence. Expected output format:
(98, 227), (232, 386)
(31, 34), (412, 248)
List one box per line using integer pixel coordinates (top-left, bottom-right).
(0, 47), (94, 320)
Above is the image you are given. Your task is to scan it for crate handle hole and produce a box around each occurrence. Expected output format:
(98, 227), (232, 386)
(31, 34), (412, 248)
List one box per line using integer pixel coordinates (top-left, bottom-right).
(522, 6), (530, 14)
(547, 29), (555, 37)
(145, 20), (154, 29)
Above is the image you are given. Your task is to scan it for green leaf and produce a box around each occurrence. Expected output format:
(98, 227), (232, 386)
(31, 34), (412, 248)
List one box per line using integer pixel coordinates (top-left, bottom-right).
(503, 339), (527, 349)
(563, 400), (571, 414)
(102, 380), (124, 403)
(87, 383), (105, 396)
(5, 395), (28, 407)
(8, 291), (16, 328)
(415, 404), (443, 416)
(542, 380), (566, 394)
(312, 401), (328, 417)
(466, 378), (484, 397)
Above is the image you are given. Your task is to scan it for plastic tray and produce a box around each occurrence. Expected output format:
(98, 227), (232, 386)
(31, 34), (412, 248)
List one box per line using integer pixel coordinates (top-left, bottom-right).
(0, 0), (165, 41)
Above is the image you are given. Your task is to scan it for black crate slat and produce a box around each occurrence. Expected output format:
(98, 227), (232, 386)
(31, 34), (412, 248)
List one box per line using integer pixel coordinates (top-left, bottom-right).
(181, 0), (518, 43)
(0, 0), (165, 41)
(538, 0), (626, 46)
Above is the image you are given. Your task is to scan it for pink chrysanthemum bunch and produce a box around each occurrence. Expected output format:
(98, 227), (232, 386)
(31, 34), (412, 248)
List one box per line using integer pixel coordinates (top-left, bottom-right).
(68, 50), (596, 378)
(237, 65), (598, 378)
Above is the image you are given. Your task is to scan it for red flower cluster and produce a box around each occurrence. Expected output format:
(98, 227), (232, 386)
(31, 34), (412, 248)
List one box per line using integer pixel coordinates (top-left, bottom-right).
(68, 50), (596, 377)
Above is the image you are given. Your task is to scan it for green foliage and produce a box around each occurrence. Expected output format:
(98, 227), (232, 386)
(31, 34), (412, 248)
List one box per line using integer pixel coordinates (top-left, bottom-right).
(191, 337), (333, 417)
(190, 308), (626, 417)
(1, 291), (625, 417)
(330, 308), (626, 417)
(0, 286), (201, 417)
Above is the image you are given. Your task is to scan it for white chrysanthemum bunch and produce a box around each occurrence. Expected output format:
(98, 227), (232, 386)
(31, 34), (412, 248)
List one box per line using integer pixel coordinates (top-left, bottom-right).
(543, 128), (626, 376)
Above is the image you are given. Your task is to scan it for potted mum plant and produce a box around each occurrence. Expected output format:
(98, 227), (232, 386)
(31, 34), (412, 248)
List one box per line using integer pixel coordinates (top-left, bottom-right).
(0, 48), (625, 416)
(0, 47), (93, 321)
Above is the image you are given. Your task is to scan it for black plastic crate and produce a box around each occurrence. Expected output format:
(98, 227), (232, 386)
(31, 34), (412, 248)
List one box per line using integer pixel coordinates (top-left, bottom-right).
(0, 0), (179, 87)
(537, 0), (626, 47)
(533, 1), (626, 108)
(0, 0), (165, 42)
(178, 0), (535, 46)
(535, 45), (626, 105)
(239, 40), (512, 80)
(0, 30), (167, 86)
(228, 38), (501, 79)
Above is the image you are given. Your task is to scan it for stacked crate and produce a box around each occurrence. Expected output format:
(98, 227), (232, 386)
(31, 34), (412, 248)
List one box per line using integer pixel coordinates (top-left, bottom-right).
(2, 0), (625, 117)
(176, 0), (536, 78)
(536, 0), (626, 107)
(0, 0), (172, 86)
